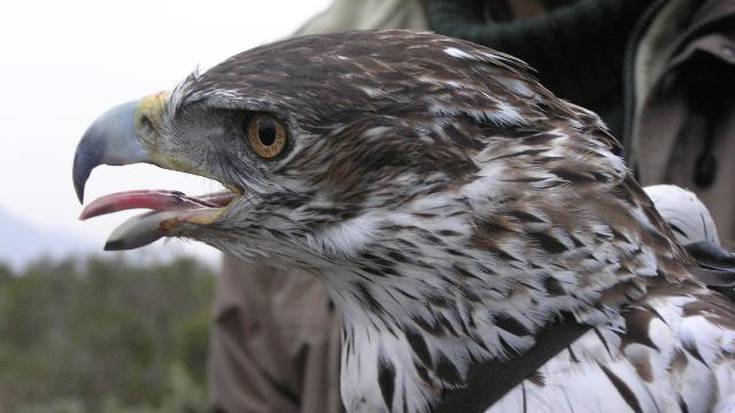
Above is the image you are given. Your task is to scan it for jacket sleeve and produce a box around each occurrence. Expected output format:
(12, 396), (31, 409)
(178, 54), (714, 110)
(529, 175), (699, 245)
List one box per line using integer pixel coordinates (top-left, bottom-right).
(209, 257), (343, 413)
(209, 258), (297, 413)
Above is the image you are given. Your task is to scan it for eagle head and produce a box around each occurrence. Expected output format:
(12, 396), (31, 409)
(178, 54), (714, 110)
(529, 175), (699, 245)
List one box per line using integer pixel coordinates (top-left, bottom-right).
(75, 30), (615, 263)
(73, 30), (691, 413)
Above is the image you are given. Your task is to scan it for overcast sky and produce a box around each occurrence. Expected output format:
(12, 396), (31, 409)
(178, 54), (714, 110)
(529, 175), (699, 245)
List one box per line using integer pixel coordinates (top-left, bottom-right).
(0, 0), (331, 261)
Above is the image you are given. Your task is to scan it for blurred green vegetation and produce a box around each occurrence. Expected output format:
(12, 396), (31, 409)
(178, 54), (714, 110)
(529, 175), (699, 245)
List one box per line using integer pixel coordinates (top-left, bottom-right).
(0, 256), (216, 413)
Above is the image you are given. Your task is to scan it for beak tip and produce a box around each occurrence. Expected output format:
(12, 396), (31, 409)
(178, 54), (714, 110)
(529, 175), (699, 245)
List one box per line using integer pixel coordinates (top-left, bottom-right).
(75, 185), (85, 204)
(103, 239), (125, 251)
(72, 139), (95, 205)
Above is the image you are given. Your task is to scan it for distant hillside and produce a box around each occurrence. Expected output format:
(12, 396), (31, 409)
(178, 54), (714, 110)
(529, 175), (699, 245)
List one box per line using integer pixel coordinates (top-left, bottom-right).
(0, 208), (94, 269)
(0, 208), (221, 270)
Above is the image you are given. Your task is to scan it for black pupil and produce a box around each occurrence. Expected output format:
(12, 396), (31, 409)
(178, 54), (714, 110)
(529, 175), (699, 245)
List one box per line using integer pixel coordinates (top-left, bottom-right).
(258, 118), (277, 146)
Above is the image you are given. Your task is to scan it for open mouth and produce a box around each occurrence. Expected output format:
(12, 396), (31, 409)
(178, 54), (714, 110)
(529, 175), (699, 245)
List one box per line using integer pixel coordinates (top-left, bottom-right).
(80, 189), (237, 251)
(72, 95), (244, 251)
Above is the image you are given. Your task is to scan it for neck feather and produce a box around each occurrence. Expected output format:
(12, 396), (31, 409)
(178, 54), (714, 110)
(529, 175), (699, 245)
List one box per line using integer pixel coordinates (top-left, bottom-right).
(323, 254), (639, 413)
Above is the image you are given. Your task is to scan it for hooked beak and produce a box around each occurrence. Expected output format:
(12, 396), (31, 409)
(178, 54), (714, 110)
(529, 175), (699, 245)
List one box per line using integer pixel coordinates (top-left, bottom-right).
(72, 92), (236, 250)
(73, 99), (151, 203)
(73, 92), (173, 203)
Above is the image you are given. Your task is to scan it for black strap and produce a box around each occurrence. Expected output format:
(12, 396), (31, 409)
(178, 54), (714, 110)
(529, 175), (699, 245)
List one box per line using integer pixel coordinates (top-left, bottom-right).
(434, 315), (590, 413)
(684, 241), (735, 299)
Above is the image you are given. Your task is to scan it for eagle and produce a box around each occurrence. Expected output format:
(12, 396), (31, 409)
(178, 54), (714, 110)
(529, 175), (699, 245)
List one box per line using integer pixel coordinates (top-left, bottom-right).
(73, 31), (735, 412)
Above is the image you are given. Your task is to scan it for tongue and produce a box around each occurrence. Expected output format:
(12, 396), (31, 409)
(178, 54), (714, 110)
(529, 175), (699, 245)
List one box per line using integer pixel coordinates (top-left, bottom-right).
(80, 190), (233, 220)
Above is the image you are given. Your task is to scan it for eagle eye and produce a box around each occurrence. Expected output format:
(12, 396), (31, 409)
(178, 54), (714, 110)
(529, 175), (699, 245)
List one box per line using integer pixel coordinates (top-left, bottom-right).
(247, 113), (287, 159)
